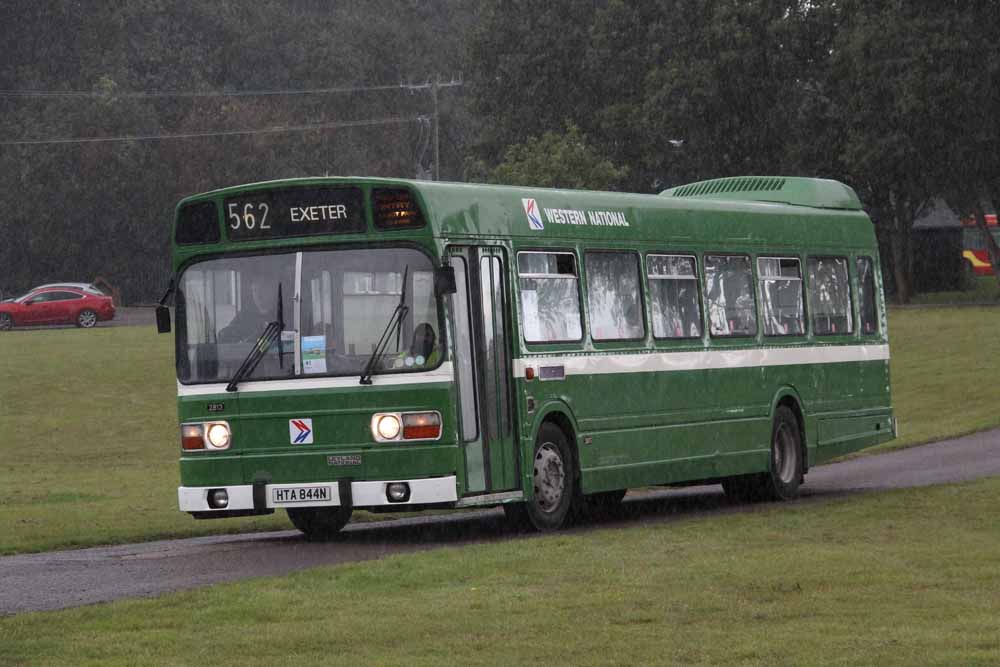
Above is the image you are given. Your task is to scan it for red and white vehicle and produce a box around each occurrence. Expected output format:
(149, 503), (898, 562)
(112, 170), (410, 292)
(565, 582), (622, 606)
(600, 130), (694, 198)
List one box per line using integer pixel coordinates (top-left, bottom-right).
(0, 283), (116, 330)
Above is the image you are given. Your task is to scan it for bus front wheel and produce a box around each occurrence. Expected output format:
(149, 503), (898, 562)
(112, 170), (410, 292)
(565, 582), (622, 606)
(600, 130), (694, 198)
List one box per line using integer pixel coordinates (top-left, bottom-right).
(723, 406), (803, 502)
(287, 506), (353, 541)
(520, 423), (577, 531)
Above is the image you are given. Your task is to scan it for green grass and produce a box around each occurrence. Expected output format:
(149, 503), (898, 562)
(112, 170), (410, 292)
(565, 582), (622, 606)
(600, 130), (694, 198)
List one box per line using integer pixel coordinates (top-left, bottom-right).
(0, 328), (291, 555)
(2, 476), (999, 666)
(880, 306), (1000, 453)
(1, 305), (999, 555)
(910, 275), (1000, 304)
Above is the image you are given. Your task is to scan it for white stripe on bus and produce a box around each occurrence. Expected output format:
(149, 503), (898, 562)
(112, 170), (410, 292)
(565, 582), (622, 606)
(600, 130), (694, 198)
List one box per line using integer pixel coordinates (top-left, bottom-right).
(176, 345), (888, 396)
(177, 362), (455, 397)
(511, 344), (889, 378)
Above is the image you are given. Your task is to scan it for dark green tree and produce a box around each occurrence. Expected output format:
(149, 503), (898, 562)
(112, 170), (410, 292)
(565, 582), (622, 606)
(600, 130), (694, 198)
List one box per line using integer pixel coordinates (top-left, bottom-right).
(482, 123), (628, 190)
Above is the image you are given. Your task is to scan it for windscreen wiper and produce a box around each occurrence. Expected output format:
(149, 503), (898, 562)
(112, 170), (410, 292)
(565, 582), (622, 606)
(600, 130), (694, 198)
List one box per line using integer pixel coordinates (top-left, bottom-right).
(360, 266), (409, 385)
(226, 283), (284, 392)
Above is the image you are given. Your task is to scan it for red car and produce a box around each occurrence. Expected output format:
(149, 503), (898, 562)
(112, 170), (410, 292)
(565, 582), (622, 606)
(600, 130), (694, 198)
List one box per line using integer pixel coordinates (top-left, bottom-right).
(0, 283), (116, 330)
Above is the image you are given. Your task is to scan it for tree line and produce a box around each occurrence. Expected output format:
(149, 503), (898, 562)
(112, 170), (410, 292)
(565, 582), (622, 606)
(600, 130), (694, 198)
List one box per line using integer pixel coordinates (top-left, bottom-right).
(1, 1), (996, 304)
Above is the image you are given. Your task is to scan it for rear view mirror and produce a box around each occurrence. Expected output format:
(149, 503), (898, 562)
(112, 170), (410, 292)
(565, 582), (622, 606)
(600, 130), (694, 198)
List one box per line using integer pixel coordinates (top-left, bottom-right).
(435, 265), (457, 295)
(155, 305), (171, 334)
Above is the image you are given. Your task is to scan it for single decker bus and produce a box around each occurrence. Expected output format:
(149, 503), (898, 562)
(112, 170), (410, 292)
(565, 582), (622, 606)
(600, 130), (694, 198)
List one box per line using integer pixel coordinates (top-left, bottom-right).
(159, 175), (895, 536)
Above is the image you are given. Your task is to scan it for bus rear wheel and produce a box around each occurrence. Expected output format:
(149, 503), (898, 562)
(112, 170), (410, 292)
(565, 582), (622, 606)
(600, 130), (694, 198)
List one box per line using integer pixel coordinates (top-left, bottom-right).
(723, 406), (803, 502)
(286, 506), (353, 541)
(520, 423), (577, 531)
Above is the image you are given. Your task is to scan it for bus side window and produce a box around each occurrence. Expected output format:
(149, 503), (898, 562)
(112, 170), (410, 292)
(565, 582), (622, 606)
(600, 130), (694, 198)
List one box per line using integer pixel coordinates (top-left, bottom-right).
(857, 256), (878, 335)
(807, 256), (853, 336)
(585, 251), (645, 341)
(648, 254), (701, 339)
(704, 254), (757, 337)
(516, 251), (583, 343)
(757, 257), (805, 336)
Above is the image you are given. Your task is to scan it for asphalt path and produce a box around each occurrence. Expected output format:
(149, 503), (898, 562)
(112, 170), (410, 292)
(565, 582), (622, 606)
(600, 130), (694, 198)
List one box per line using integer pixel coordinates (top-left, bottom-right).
(2, 429), (998, 616)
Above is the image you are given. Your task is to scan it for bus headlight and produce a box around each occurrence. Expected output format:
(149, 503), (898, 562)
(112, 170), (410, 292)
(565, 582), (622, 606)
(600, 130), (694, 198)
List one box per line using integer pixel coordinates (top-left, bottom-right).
(205, 422), (232, 450)
(372, 414), (402, 441)
(371, 412), (442, 442)
(181, 421), (232, 451)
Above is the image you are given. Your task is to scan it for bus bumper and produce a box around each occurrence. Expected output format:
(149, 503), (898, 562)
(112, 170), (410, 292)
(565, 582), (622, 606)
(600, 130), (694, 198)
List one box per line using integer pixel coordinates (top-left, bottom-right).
(178, 475), (458, 516)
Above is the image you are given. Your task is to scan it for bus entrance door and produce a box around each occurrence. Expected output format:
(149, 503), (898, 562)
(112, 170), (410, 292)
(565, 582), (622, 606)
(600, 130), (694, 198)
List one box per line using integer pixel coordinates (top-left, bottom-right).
(448, 247), (519, 495)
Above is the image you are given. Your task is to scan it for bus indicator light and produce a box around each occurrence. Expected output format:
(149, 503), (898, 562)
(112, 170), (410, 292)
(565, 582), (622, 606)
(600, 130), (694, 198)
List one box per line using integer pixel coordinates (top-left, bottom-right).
(181, 424), (204, 451)
(402, 412), (441, 440)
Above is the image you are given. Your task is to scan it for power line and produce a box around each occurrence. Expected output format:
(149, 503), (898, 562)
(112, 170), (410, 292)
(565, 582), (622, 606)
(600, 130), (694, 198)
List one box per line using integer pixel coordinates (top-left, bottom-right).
(0, 82), (415, 99)
(0, 115), (424, 146)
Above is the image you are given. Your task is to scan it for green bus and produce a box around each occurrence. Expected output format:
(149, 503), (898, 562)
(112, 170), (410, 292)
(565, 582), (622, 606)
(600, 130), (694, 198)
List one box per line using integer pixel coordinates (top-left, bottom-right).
(161, 175), (895, 536)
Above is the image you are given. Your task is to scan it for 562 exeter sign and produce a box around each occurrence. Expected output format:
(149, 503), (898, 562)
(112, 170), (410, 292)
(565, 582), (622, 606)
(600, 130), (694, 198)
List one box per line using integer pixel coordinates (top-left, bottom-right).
(225, 186), (365, 241)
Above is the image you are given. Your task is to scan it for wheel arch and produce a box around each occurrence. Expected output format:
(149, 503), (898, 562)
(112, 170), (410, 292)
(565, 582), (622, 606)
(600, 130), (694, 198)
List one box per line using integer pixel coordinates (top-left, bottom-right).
(526, 400), (582, 487)
(770, 387), (808, 472)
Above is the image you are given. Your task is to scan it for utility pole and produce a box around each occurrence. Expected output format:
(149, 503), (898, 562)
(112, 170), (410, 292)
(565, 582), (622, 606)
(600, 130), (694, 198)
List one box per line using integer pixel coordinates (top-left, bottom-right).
(403, 76), (463, 180)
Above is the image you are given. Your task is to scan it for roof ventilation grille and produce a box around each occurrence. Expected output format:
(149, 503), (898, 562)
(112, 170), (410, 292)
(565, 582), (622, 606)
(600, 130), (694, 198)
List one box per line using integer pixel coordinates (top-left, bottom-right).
(670, 177), (787, 199)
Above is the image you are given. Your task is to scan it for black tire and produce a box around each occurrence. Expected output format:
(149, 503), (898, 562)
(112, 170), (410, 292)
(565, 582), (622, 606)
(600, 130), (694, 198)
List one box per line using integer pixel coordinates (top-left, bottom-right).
(286, 506), (353, 541)
(0, 313), (12, 331)
(723, 405), (803, 503)
(524, 422), (578, 531)
(76, 309), (98, 328)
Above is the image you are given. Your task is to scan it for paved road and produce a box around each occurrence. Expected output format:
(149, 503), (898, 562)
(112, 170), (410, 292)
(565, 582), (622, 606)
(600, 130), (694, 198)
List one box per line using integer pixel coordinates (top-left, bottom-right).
(2, 429), (998, 616)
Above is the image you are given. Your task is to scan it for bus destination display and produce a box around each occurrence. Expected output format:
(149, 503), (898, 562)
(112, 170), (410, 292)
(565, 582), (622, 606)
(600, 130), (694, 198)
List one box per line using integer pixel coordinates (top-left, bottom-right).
(224, 186), (365, 241)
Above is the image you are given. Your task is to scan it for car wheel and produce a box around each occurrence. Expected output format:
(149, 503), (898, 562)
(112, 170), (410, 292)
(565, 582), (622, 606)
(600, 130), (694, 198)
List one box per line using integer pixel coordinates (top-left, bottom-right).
(286, 506), (353, 541)
(524, 423), (578, 531)
(0, 313), (12, 331)
(76, 309), (98, 328)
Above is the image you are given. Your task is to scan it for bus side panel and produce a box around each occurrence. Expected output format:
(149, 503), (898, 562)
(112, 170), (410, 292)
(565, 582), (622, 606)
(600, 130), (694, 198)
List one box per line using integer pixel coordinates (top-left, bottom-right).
(535, 355), (891, 495)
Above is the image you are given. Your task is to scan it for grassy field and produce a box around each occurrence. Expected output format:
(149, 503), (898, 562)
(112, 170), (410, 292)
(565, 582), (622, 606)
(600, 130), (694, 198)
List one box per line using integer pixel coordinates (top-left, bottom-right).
(2, 475), (998, 665)
(1, 305), (998, 555)
(910, 275), (1000, 305)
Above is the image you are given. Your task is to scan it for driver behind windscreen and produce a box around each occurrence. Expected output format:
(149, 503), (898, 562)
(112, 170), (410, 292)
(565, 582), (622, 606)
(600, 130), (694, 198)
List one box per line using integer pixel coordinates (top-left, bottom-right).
(390, 322), (439, 369)
(219, 274), (276, 344)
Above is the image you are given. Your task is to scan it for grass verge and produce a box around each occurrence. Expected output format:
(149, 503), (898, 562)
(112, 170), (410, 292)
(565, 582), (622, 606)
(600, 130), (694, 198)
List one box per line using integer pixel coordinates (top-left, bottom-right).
(1, 305), (999, 555)
(910, 275), (1000, 305)
(2, 477), (999, 666)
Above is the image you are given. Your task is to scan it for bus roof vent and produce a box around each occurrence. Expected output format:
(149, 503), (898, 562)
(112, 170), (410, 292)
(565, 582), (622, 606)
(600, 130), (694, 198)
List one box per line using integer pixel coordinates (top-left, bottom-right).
(660, 176), (862, 211)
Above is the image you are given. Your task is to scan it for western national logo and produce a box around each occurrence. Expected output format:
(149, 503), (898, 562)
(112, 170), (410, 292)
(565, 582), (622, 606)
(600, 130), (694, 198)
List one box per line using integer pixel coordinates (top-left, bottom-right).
(523, 198), (544, 230)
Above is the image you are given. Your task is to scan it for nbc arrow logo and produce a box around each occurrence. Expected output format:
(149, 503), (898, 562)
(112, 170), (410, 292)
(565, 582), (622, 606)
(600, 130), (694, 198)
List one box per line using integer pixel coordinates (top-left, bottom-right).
(289, 418), (313, 445)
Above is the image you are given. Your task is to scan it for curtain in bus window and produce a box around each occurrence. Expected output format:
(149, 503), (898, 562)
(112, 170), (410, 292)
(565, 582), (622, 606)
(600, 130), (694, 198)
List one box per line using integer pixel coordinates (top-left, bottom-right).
(585, 252), (644, 341)
(704, 255), (757, 337)
(758, 258), (804, 336)
(857, 257), (878, 334)
(807, 257), (853, 335)
(517, 252), (582, 342)
(648, 255), (701, 339)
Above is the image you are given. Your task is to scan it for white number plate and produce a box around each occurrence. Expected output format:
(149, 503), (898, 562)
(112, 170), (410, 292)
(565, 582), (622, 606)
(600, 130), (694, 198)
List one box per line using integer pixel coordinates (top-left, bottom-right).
(272, 486), (331, 505)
